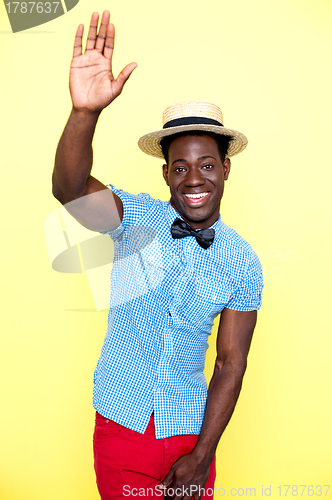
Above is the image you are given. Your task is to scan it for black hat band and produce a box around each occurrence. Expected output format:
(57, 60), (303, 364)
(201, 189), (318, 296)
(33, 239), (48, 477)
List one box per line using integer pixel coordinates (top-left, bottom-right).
(163, 116), (224, 129)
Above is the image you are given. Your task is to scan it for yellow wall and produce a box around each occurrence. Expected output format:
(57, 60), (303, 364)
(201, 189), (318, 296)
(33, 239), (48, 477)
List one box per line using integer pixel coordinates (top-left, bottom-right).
(1, 0), (331, 498)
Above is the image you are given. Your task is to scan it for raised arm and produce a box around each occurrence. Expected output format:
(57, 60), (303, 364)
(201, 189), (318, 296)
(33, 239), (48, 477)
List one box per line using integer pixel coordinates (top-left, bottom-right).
(160, 308), (257, 499)
(52, 11), (137, 231)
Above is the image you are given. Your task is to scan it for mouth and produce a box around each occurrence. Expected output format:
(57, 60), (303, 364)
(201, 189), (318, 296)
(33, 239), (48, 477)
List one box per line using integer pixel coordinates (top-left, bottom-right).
(183, 192), (210, 206)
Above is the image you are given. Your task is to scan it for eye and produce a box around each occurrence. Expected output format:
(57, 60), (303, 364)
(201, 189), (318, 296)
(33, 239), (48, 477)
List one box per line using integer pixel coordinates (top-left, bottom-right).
(202, 164), (213, 170)
(174, 166), (186, 172)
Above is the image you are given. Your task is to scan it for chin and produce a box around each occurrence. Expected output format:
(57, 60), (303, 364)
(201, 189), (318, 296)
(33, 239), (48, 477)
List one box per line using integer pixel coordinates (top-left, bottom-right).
(182, 208), (216, 225)
(171, 198), (218, 225)
(184, 212), (209, 222)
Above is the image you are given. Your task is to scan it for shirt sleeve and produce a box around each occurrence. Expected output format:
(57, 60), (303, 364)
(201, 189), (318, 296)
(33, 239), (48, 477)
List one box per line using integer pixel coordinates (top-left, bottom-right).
(100, 184), (156, 239)
(226, 250), (264, 311)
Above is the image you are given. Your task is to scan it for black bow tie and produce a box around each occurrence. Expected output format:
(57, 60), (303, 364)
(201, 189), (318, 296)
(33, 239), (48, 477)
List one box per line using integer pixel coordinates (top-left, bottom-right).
(170, 218), (215, 249)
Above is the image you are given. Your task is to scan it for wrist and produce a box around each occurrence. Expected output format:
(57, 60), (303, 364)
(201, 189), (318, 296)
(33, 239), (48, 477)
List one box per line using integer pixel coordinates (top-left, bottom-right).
(190, 442), (215, 468)
(71, 106), (102, 121)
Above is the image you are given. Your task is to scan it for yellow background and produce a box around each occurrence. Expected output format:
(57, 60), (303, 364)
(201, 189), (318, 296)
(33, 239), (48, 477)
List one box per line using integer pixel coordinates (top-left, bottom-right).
(1, 0), (332, 498)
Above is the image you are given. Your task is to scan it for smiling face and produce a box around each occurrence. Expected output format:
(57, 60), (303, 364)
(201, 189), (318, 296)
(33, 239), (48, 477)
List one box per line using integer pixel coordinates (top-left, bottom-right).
(162, 134), (231, 229)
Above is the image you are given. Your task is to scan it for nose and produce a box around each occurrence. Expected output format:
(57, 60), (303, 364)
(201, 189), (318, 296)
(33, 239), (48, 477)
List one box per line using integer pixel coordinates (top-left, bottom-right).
(184, 166), (205, 187)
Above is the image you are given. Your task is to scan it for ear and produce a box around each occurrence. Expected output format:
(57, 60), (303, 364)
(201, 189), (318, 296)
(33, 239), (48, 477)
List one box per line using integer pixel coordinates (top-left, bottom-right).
(223, 158), (231, 180)
(162, 163), (170, 186)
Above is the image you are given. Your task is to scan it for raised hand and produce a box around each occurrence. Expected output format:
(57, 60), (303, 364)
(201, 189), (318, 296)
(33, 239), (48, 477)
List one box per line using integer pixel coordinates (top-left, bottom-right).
(69, 11), (137, 113)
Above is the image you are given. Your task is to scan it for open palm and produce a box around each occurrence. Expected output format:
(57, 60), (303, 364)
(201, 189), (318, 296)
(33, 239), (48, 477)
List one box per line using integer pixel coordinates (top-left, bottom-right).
(69, 11), (137, 113)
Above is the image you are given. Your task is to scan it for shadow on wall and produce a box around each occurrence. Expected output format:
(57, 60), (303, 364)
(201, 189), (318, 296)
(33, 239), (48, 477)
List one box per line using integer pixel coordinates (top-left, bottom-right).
(4, 0), (80, 33)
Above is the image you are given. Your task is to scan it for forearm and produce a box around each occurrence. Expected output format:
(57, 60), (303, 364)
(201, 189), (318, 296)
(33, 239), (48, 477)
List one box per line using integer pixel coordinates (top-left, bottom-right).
(52, 107), (101, 203)
(192, 360), (246, 467)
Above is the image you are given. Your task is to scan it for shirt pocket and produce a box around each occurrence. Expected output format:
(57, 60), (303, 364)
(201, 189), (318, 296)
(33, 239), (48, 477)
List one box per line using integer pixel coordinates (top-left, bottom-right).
(196, 277), (233, 303)
(194, 278), (233, 326)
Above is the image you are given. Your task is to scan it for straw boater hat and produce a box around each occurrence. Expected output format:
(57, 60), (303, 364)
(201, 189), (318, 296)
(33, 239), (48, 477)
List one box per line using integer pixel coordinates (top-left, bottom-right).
(138, 101), (248, 159)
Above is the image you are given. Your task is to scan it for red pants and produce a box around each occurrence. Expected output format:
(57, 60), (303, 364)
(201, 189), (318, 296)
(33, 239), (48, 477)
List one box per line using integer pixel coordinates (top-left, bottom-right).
(93, 411), (216, 499)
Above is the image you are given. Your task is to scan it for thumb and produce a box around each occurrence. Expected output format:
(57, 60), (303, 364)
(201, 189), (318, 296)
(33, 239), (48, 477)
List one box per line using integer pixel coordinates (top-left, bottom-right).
(157, 469), (174, 489)
(114, 62), (138, 93)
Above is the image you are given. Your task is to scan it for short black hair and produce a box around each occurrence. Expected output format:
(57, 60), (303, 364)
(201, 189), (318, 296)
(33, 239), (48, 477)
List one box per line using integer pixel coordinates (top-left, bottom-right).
(160, 131), (233, 166)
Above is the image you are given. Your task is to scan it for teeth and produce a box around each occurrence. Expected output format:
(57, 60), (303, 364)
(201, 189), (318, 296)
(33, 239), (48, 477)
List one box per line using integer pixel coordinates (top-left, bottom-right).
(184, 192), (208, 199)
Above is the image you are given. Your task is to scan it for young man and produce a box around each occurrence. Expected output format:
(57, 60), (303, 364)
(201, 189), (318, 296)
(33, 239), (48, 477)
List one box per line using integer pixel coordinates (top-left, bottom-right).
(52, 10), (263, 500)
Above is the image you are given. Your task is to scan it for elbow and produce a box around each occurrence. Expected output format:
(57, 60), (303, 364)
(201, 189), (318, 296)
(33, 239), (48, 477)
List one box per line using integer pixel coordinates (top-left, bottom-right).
(52, 171), (62, 202)
(52, 178), (66, 204)
(214, 356), (248, 380)
(51, 174), (86, 205)
(52, 184), (62, 203)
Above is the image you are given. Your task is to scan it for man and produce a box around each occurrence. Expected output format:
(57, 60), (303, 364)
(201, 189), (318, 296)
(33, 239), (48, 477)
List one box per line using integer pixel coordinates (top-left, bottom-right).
(52, 10), (263, 500)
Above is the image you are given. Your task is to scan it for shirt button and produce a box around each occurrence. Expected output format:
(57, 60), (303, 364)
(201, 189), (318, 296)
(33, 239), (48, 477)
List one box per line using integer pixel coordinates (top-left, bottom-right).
(106, 419), (109, 423)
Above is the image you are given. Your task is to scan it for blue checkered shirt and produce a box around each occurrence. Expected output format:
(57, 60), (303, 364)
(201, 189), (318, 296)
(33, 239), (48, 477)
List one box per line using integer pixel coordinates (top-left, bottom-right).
(92, 186), (263, 439)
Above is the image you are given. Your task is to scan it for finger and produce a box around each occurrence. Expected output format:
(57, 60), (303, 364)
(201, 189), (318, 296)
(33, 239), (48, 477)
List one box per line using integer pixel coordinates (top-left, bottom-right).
(156, 484), (167, 490)
(114, 62), (138, 93)
(85, 11), (99, 52)
(173, 490), (185, 500)
(73, 24), (83, 58)
(173, 485), (190, 500)
(104, 23), (115, 62)
(160, 473), (174, 488)
(95, 10), (110, 53)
